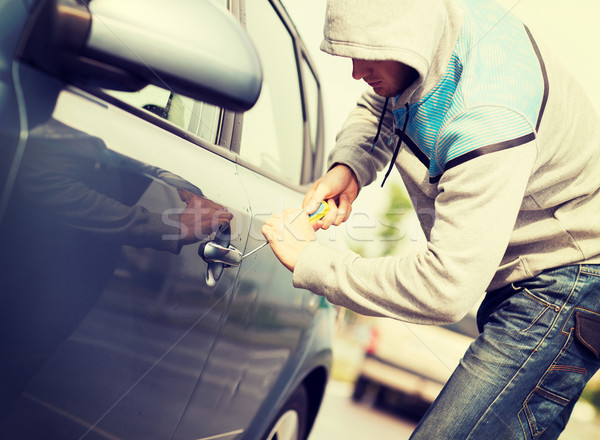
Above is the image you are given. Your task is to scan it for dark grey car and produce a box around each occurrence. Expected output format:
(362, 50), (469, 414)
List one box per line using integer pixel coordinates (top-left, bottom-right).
(0, 1), (333, 439)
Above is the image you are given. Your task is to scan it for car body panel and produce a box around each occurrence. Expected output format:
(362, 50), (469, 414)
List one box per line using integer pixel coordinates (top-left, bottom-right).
(0, 1), (27, 196)
(0, 1), (333, 439)
(171, 164), (330, 439)
(1, 67), (250, 438)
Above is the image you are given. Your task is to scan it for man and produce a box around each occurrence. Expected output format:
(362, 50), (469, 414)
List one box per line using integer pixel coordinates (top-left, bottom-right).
(262, 0), (600, 438)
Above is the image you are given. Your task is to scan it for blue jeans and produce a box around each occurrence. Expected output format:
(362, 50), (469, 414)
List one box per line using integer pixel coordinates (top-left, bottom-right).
(410, 265), (600, 440)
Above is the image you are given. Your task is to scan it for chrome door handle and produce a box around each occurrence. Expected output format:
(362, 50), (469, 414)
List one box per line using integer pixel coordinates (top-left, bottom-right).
(200, 241), (242, 267)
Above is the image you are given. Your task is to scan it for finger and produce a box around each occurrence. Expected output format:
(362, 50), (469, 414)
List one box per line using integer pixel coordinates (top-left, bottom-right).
(261, 224), (273, 242)
(263, 213), (282, 228)
(337, 194), (353, 224)
(217, 211), (234, 220)
(319, 198), (338, 230)
(304, 198), (322, 215)
(302, 184), (318, 211)
(177, 188), (192, 202)
(262, 222), (284, 242)
(302, 181), (325, 214)
(303, 183), (330, 214)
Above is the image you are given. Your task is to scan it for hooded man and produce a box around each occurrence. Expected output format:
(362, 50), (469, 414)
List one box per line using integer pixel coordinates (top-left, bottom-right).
(262, 0), (600, 438)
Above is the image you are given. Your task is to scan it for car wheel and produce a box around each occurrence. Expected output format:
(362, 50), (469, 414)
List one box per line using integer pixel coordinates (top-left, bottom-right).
(263, 385), (309, 440)
(352, 376), (369, 401)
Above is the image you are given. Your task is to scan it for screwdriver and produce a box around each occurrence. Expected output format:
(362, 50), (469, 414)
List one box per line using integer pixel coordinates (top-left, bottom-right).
(241, 201), (329, 260)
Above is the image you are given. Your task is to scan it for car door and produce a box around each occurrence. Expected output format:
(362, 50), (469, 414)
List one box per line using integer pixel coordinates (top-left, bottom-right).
(169, 2), (332, 439)
(0, 31), (254, 440)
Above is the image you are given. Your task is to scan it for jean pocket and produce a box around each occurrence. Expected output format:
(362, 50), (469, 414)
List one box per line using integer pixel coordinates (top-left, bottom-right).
(575, 310), (600, 358)
(498, 286), (560, 334)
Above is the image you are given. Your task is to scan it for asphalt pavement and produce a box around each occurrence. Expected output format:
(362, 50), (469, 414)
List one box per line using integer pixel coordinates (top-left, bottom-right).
(310, 380), (600, 440)
(309, 381), (416, 440)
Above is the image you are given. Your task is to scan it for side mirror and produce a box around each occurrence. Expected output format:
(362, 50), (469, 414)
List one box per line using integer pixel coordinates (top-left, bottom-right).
(18, 0), (262, 111)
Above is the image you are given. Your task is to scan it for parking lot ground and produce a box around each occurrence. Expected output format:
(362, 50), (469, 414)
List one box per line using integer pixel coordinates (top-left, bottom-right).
(310, 381), (600, 440)
(309, 381), (416, 440)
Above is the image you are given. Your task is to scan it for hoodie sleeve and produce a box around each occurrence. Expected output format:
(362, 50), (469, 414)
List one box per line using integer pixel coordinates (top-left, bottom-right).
(293, 142), (537, 325)
(327, 90), (396, 189)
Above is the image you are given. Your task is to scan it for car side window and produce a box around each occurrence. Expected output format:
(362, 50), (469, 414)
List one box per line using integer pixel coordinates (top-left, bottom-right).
(106, 87), (222, 145)
(240, 1), (304, 185)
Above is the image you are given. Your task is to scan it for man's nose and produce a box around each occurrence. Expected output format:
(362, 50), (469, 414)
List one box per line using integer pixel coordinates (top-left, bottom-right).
(351, 59), (370, 80)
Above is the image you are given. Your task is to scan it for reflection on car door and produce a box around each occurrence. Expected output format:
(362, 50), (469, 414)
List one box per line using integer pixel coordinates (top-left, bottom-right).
(0, 77), (251, 439)
(171, 166), (325, 439)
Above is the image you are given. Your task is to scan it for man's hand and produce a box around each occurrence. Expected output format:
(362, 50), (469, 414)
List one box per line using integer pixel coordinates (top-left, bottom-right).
(262, 208), (316, 272)
(303, 164), (359, 230)
(178, 190), (233, 245)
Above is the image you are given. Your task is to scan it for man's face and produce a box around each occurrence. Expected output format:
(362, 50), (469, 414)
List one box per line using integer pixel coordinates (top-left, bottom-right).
(352, 59), (418, 97)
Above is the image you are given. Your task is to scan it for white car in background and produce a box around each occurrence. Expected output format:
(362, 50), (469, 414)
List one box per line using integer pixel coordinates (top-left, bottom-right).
(352, 313), (478, 419)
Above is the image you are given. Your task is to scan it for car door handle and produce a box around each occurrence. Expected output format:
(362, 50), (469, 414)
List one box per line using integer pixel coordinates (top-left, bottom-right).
(200, 241), (243, 267)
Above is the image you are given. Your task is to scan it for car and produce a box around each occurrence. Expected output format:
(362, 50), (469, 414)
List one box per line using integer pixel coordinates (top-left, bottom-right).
(351, 313), (479, 420)
(0, 1), (334, 439)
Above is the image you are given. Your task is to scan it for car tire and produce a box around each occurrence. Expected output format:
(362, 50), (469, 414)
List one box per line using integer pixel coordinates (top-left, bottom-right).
(352, 376), (369, 401)
(263, 384), (309, 440)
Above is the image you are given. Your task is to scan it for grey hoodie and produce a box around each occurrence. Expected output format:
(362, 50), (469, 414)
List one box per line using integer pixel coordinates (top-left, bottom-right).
(292, 0), (600, 325)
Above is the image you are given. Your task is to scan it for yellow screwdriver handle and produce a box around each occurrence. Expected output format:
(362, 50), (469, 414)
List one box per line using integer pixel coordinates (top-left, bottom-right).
(308, 201), (329, 225)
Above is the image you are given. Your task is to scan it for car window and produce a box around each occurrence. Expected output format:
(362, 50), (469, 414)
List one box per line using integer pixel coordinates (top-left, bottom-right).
(106, 87), (222, 145)
(240, 0), (304, 185)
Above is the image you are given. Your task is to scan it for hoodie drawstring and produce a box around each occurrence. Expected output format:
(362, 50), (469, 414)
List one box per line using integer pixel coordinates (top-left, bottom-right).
(370, 97), (389, 152)
(381, 102), (410, 187)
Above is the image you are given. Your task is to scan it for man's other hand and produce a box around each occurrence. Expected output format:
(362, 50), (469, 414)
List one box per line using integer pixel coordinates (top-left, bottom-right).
(262, 208), (316, 272)
(303, 164), (359, 230)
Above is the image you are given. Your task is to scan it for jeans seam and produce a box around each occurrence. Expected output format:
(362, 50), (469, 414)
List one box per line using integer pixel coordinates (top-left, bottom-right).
(549, 364), (587, 374)
(532, 301), (564, 353)
(521, 330), (575, 438)
(580, 266), (600, 277)
(522, 288), (560, 312)
(559, 267), (586, 336)
(543, 329), (575, 379)
(560, 307), (600, 336)
(522, 387), (541, 437)
(521, 305), (551, 333)
(517, 408), (528, 439)
(525, 402), (539, 438)
(471, 286), (574, 436)
(534, 386), (571, 405)
(517, 287), (560, 333)
(470, 320), (558, 435)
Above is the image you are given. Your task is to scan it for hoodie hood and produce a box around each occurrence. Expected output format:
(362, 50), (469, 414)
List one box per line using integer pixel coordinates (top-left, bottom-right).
(321, 0), (464, 104)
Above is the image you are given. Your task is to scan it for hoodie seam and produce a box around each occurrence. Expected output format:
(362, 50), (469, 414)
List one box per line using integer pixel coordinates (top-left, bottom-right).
(552, 215), (586, 260)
